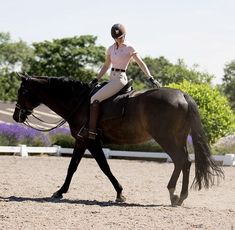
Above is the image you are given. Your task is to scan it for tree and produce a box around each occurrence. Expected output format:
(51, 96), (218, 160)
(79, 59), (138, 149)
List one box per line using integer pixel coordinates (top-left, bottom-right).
(222, 60), (235, 110)
(127, 56), (213, 89)
(29, 35), (106, 82)
(0, 32), (34, 101)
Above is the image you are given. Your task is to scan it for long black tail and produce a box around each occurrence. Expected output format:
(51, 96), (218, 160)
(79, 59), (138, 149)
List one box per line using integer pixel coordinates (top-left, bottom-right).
(184, 93), (224, 190)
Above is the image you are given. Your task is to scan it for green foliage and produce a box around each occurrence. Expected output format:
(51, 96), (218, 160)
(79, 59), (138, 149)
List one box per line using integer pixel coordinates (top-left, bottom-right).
(29, 35), (106, 82)
(0, 72), (20, 101)
(168, 80), (235, 143)
(127, 56), (213, 88)
(222, 60), (235, 110)
(0, 32), (33, 72)
(49, 133), (75, 148)
(0, 32), (33, 101)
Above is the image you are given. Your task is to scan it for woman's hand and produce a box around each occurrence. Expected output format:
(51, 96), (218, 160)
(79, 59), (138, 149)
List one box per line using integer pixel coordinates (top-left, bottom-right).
(148, 76), (161, 88)
(89, 78), (98, 88)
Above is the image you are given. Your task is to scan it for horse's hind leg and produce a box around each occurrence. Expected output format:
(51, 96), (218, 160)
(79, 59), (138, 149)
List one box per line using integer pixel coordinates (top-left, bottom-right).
(159, 145), (186, 206)
(167, 147), (191, 206)
(52, 140), (86, 199)
(176, 145), (192, 205)
(87, 139), (125, 202)
(177, 157), (191, 206)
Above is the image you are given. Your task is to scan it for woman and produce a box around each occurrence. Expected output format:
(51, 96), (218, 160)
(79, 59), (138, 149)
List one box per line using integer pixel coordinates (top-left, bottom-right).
(79, 23), (161, 140)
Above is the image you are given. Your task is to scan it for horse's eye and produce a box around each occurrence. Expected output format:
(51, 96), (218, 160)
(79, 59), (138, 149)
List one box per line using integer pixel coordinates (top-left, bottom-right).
(20, 88), (28, 95)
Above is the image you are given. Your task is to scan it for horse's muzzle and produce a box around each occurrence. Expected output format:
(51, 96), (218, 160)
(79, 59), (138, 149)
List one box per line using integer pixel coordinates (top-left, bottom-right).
(13, 109), (26, 123)
(13, 104), (32, 123)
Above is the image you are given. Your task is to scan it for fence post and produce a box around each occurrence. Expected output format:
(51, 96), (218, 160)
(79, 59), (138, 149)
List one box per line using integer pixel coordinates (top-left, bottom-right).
(223, 154), (235, 166)
(103, 148), (110, 159)
(20, 144), (28, 157)
(54, 145), (61, 156)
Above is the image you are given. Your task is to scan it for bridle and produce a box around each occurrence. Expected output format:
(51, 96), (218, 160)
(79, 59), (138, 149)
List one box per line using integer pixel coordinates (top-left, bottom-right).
(15, 102), (67, 132)
(15, 77), (68, 132)
(15, 81), (93, 132)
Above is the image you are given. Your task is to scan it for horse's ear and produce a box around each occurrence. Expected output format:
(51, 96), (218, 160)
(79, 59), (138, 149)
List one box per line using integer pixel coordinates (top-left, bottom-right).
(16, 72), (30, 81)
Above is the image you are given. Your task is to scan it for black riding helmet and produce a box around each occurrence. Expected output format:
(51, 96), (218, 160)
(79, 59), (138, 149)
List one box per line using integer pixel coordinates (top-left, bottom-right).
(111, 24), (126, 39)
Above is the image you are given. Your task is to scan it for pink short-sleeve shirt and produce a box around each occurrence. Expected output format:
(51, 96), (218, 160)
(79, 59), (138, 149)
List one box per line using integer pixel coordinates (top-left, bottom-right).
(107, 41), (137, 70)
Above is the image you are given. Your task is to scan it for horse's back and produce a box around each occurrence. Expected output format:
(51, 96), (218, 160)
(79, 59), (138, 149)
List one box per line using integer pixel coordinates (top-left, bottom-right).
(100, 87), (188, 122)
(139, 87), (188, 107)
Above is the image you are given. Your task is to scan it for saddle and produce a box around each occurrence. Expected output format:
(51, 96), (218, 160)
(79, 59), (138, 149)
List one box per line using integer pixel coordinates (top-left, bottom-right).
(91, 79), (134, 122)
(90, 79), (133, 97)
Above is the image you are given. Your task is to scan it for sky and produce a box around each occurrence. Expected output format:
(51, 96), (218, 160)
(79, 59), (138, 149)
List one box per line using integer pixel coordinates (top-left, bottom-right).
(0, 0), (234, 84)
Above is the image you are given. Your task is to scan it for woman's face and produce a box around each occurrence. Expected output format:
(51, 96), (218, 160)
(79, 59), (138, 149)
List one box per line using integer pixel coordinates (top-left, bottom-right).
(115, 35), (125, 45)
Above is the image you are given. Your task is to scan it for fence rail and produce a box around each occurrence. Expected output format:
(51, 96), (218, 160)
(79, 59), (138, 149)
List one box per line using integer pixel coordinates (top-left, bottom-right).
(0, 145), (234, 166)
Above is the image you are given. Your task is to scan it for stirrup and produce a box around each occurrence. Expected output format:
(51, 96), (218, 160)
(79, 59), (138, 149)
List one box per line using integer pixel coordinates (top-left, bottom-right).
(77, 126), (88, 139)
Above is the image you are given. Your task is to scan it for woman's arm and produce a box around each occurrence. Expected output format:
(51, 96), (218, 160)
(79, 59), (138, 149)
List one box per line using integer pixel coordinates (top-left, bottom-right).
(132, 53), (161, 88)
(132, 53), (152, 78)
(96, 54), (111, 81)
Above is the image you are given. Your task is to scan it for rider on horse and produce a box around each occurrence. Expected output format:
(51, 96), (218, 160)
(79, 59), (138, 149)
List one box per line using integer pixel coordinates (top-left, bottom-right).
(79, 23), (161, 140)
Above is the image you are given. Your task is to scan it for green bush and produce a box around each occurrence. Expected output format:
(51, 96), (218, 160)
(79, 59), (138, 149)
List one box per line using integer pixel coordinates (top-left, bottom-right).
(49, 133), (75, 148)
(168, 80), (235, 143)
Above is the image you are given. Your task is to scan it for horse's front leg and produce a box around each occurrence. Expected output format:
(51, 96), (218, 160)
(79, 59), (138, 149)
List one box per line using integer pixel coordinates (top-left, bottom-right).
(52, 140), (86, 199)
(87, 139), (126, 202)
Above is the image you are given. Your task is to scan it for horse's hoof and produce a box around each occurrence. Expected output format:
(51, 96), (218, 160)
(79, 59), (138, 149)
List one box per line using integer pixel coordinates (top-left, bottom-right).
(116, 194), (126, 203)
(176, 198), (184, 206)
(177, 193), (188, 206)
(170, 195), (180, 207)
(51, 192), (63, 199)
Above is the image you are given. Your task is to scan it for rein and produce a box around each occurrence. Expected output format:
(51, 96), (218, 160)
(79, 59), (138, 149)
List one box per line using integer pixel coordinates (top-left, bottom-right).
(16, 103), (67, 132)
(24, 117), (67, 132)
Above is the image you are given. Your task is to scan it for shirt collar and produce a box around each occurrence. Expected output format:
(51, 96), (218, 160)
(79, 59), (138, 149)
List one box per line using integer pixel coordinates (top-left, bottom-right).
(113, 40), (130, 47)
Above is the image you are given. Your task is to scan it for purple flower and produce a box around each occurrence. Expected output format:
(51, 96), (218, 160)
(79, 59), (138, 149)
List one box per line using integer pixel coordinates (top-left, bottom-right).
(48, 127), (70, 136)
(0, 123), (50, 146)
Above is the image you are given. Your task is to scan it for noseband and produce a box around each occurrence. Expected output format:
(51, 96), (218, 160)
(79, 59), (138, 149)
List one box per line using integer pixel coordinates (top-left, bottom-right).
(15, 103), (33, 119)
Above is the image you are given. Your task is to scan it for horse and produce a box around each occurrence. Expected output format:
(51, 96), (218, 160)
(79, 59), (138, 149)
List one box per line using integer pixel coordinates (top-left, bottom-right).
(13, 74), (224, 206)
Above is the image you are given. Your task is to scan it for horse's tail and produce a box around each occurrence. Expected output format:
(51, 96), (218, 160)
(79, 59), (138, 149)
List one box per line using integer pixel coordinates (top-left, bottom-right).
(184, 93), (224, 190)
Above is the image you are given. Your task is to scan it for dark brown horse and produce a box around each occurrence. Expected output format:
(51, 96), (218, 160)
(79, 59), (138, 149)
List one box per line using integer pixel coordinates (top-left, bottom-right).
(13, 75), (223, 206)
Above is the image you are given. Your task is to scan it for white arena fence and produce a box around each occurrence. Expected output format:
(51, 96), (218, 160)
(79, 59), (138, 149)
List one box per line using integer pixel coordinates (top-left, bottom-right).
(0, 145), (234, 166)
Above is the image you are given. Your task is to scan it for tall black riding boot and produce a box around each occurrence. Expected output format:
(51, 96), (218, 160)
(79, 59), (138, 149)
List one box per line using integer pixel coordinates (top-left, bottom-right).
(88, 100), (100, 139)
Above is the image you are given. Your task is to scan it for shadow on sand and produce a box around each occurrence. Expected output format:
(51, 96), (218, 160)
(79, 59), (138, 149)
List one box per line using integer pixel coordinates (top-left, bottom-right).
(0, 195), (168, 208)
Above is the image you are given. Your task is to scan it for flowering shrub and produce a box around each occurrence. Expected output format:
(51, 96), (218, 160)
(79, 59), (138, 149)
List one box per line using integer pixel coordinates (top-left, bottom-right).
(0, 123), (75, 147)
(212, 134), (235, 154)
(48, 127), (70, 136)
(1, 123), (234, 154)
(0, 123), (50, 146)
(48, 127), (75, 147)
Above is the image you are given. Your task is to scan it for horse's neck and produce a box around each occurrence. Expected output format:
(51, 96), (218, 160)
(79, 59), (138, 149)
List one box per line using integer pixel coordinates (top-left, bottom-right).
(40, 95), (73, 120)
(32, 78), (89, 123)
(39, 89), (88, 123)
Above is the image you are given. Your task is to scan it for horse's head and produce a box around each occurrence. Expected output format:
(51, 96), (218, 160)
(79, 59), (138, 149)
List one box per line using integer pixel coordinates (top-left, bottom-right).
(13, 74), (41, 123)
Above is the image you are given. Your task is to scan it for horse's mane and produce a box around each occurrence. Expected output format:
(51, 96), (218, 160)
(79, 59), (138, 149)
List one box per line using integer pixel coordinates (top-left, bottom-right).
(33, 76), (90, 97)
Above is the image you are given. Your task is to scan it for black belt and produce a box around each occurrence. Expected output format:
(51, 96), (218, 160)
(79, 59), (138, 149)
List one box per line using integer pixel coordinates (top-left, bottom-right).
(111, 68), (126, 72)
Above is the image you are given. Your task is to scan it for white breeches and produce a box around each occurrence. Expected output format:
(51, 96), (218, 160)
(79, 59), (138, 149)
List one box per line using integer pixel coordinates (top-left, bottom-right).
(90, 71), (128, 104)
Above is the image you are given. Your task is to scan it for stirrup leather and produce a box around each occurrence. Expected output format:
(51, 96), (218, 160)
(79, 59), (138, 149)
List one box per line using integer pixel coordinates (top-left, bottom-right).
(88, 130), (97, 139)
